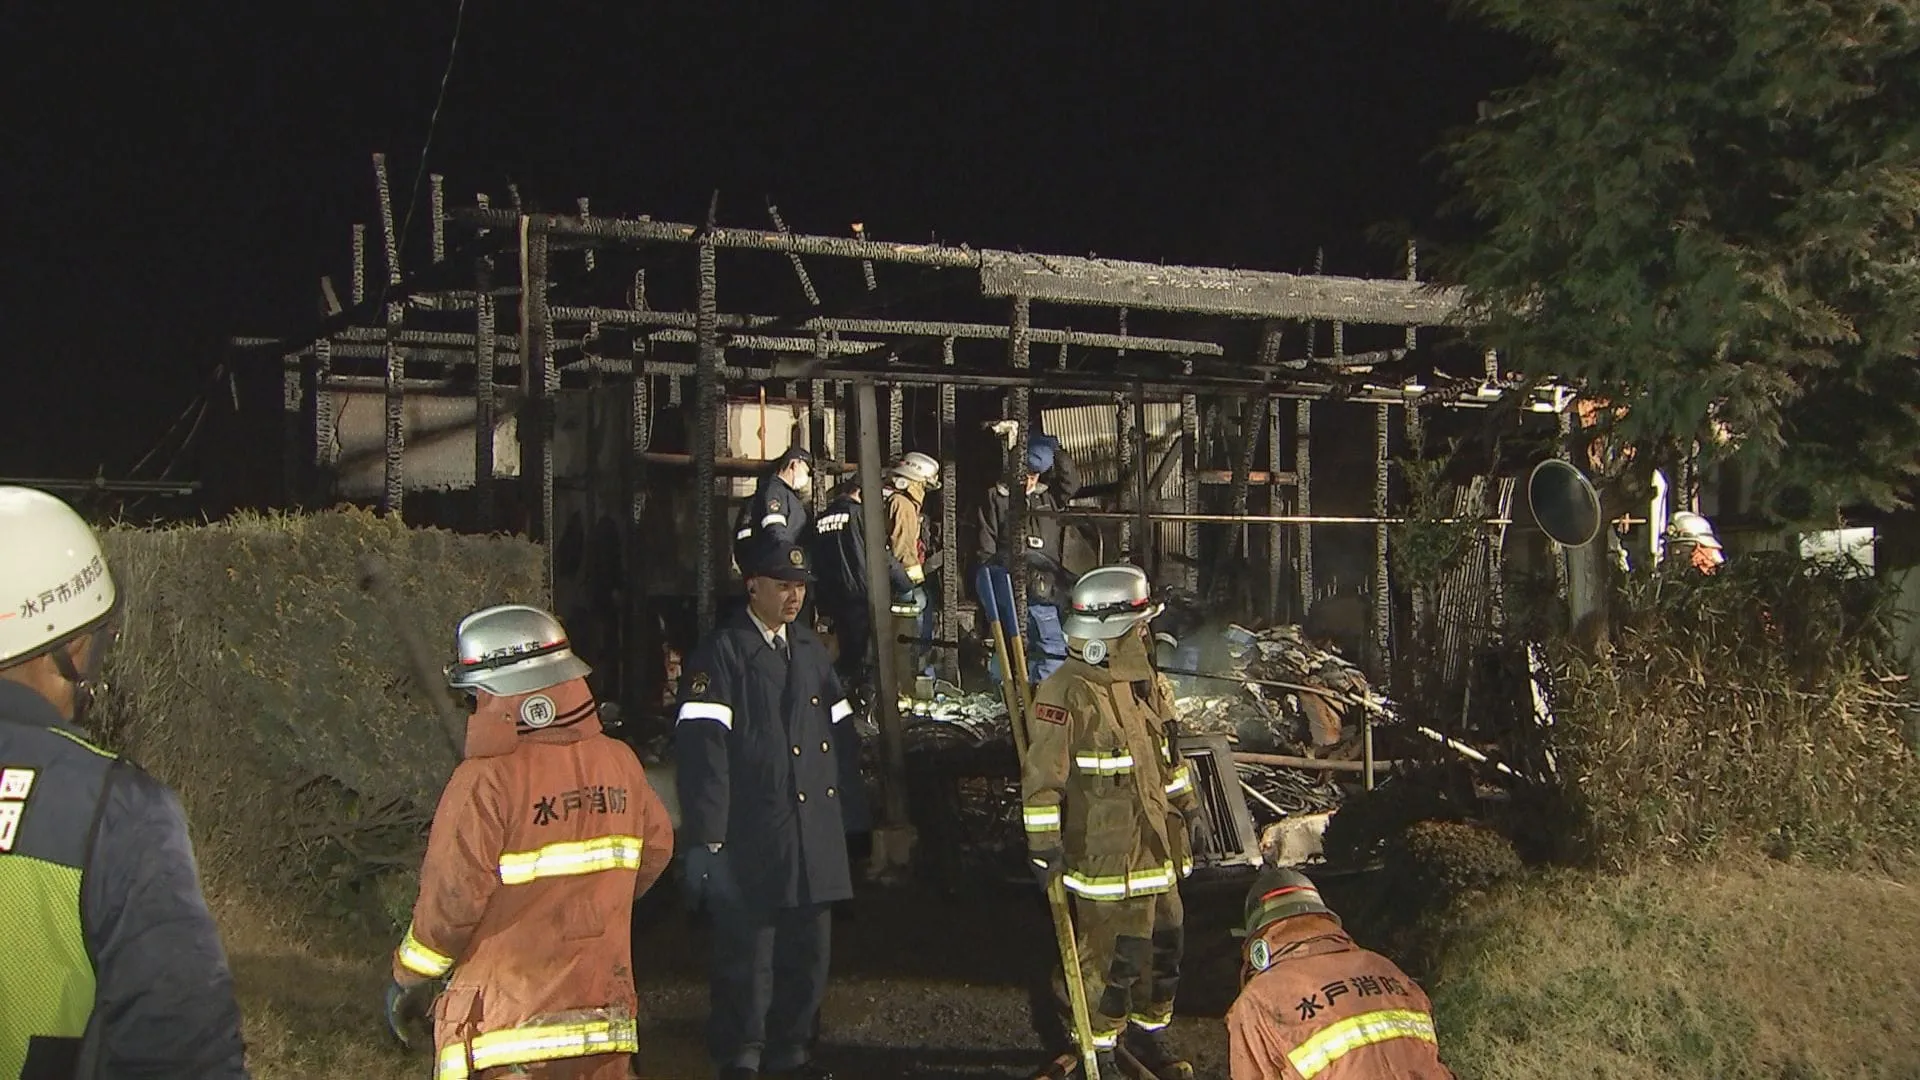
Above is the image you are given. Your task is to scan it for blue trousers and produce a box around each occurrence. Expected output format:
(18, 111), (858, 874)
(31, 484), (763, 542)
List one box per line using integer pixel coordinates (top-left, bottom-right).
(707, 899), (832, 1072)
(974, 564), (1067, 685)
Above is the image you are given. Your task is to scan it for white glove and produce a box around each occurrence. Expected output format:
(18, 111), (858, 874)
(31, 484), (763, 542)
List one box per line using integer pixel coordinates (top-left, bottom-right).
(990, 419), (1020, 449)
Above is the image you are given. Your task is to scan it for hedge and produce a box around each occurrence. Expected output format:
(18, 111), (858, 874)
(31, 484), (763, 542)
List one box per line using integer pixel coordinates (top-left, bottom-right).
(93, 509), (545, 926)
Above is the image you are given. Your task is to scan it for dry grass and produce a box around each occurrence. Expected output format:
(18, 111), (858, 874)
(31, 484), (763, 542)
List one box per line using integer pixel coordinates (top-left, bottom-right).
(1540, 552), (1920, 868)
(1429, 859), (1920, 1079)
(214, 888), (425, 1080)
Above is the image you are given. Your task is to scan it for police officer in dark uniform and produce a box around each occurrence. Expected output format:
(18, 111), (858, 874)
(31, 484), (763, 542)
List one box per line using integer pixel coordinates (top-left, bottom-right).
(0, 486), (247, 1079)
(676, 540), (868, 1080)
(732, 445), (816, 572)
(974, 433), (1081, 684)
(808, 480), (912, 695)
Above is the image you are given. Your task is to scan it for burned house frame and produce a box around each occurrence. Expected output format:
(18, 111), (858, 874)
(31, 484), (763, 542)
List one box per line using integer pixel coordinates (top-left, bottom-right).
(247, 156), (1583, 736)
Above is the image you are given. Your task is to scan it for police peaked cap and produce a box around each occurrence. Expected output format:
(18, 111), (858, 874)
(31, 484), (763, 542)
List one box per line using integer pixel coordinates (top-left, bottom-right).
(748, 541), (816, 582)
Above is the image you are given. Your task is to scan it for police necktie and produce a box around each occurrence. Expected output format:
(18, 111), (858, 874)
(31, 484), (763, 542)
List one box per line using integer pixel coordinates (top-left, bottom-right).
(774, 635), (790, 663)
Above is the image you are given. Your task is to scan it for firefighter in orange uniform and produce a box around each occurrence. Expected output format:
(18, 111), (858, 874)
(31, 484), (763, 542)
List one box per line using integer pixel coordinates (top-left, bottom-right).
(385, 604), (676, 1080)
(1227, 866), (1453, 1080)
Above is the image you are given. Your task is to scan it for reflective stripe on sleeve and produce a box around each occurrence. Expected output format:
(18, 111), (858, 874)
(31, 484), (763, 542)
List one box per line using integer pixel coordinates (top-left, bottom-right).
(760, 513), (789, 528)
(396, 923), (454, 979)
(677, 701), (734, 729)
(437, 1016), (641, 1079)
(735, 527), (753, 540)
(1074, 752), (1135, 776)
(829, 699), (853, 723)
(1165, 764), (1193, 797)
(1287, 1009), (1438, 1079)
(498, 835), (644, 885)
(1023, 805), (1062, 832)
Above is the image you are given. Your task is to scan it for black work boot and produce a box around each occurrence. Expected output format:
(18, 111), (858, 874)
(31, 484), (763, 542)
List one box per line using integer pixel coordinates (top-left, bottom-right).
(1092, 1049), (1120, 1077)
(1124, 1025), (1194, 1080)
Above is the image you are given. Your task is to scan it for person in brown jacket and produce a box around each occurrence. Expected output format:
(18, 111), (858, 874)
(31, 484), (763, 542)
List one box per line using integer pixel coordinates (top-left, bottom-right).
(386, 604), (675, 1080)
(1024, 565), (1201, 1078)
(884, 451), (941, 705)
(1226, 866), (1453, 1080)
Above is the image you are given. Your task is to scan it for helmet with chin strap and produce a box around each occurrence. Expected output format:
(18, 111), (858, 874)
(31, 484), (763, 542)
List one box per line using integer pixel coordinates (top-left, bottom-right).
(887, 451), (942, 490)
(446, 605), (592, 697)
(1064, 564), (1164, 642)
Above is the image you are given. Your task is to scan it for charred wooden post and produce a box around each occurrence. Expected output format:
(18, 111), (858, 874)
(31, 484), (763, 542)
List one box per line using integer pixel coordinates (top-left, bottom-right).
(938, 336), (960, 682)
(577, 197), (595, 274)
(373, 153), (407, 518)
(474, 255), (497, 530)
(1372, 402), (1393, 684)
(767, 201), (821, 308)
(1008, 295), (1033, 659)
(1296, 399), (1314, 618)
(695, 229), (722, 637)
(1268, 385), (1286, 623)
(1180, 361), (1199, 593)
(314, 336), (337, 500)
(1133, 385), (1152, 569)
(431, 174), (447, 264)
(856, 378), (916, 875)
(352, 224), (367, 305)
(282, 351), (303, 505)
(519, 217), (559, 591)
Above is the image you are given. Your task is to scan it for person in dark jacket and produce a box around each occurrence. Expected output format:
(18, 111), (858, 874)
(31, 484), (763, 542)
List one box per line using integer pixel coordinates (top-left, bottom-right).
(675, 540), (869, 1080)
(732, 445), (816, 573)
(0, 485), (248, 1080)
(808, 481), (911, 693)
(974, 433), (1081, 684)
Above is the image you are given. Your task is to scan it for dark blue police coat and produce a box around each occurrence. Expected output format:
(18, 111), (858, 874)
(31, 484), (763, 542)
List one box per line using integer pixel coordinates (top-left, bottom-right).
(808, 493), (912, 607)
(732, 476), (811, 572)
(674, 611), (869, 910)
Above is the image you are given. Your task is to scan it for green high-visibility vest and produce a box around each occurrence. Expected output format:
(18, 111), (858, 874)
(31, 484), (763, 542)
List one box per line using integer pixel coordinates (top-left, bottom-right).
(0, 722), (118, 1079)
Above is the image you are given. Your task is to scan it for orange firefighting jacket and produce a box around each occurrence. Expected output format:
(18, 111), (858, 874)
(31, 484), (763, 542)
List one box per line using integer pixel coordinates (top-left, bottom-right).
(1226, 916), (1453, 1080)
(392, 678), (675, 1080)
(1022, 657), (1196, 900)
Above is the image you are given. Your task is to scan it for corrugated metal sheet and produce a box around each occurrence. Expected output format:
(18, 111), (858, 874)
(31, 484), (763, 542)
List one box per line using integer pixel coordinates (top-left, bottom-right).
(1042, 401), (1186, 579)
(330, 391), (519, 498)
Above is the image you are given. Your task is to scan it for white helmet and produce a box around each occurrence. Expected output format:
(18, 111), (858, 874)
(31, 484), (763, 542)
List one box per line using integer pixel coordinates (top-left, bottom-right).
(1668, 511), (1723, 551)
(1064, 564), (1164, 641)
(888, 451), (942, 490)
(446, 604), (591, 697)
(0, 487), (118, 668)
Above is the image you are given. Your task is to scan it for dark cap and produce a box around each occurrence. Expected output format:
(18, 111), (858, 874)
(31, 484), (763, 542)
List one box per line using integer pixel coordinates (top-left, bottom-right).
(747, 540), (816, 582)
(773, 444), (814, 470)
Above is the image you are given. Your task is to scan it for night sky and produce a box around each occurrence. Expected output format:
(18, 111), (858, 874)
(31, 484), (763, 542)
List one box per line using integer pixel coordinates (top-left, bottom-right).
(4, 3), (1527, 495)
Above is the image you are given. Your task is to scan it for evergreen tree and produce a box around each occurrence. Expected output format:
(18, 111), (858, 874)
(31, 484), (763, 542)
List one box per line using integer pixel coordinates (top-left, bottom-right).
(1440, 0), (1920, 516)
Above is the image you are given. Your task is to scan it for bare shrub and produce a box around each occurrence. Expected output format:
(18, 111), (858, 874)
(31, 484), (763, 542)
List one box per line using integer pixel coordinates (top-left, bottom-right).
(1542, 551), (1920, 869)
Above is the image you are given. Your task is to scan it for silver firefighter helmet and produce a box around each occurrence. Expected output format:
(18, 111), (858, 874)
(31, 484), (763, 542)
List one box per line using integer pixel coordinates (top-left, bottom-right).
(1064, 564), (1165, 641)
(446, 604), (592, 696)
(1668, 510), (1724, 551)
(888, 451), (942, 489)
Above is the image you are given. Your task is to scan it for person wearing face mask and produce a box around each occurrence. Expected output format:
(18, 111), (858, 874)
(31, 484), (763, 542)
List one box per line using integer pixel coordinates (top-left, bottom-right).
(1226, 866), (1452, 1079)
(1021, 564), (1198, 1079)
(385, 604), (676, 1079)
(733, 445), (816, 575)
(0, 486), (248, 1080)
(883, 451), (943, 708)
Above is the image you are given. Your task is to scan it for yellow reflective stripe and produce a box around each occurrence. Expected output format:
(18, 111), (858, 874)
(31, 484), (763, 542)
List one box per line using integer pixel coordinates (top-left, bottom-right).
(1023, 805), (1062, 831)
(1165, 765), (1193, 796)
(1129, 1010), (1173, 1030)
(396, 923), (454, 978)
(1063, 861), (1178, 900)
(498, 835), (644, 885)
(1288, 1009), (1437, 1079)
(1179, 858), (1195, 878)
(1073, 753), (1135, 775)
(438, 1017), (641, 1078)
(1090, 1028), (1121, 1049)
